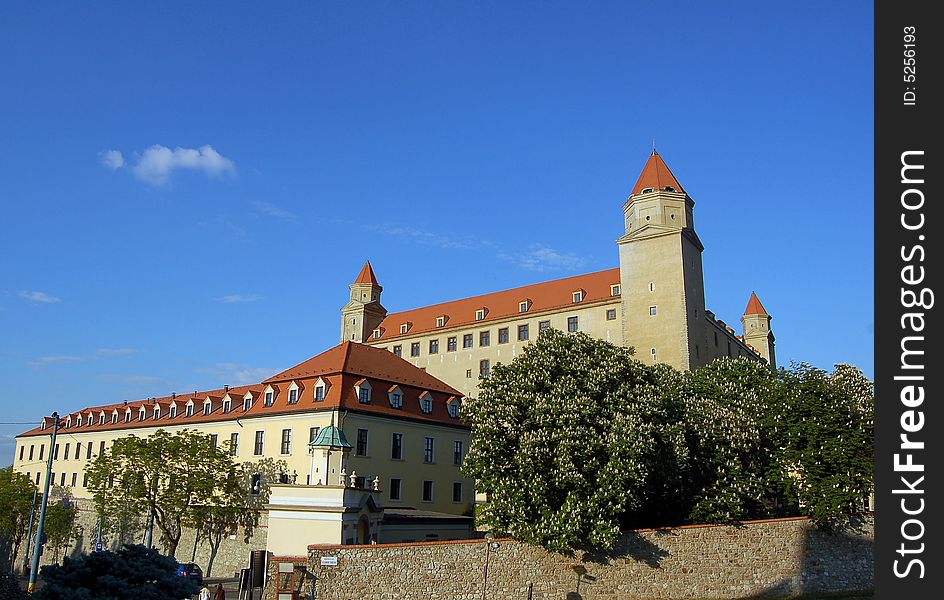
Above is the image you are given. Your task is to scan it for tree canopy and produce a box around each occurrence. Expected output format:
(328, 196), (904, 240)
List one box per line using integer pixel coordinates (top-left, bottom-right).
(462, 329), (874, 552)
(86, 429), (254, 558)
(0, 466), (36, 572)
(34, 544), (199, 600)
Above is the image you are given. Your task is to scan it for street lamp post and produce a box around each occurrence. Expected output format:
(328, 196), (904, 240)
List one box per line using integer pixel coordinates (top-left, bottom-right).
(28, 411), (60, 593)
(482, 534), (500, 600)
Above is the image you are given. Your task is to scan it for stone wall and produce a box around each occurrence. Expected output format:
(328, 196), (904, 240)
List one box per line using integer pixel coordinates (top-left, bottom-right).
(265, 515), (873, 599)
(15, 497), (267, 578)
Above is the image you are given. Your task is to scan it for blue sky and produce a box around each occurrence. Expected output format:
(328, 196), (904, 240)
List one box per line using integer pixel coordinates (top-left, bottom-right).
(0, 2), (873, 461)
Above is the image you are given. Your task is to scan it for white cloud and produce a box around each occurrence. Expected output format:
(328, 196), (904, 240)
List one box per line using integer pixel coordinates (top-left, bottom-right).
(131, 144), (236, 185)
(99, 149), (125, 170)
(197, 363), (274, 386)
(499, 244), (588, 273)
(251, 200), (297, 222)
(365, 223), (478, 251)
(28, 348), (137, 369)
(217, 294), (261, 303)
(19, 290), (61, 304)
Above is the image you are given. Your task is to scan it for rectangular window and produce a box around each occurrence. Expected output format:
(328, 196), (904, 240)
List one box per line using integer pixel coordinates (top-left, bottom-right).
(281, 429), (292, 454)
(567, 316), (579, 332)
(422, 480), (434, 502)
(39, 445), (45, 460)
(606, 308), (617, 320)
(64, 443), (70, 460)
(436, 316), (446, 327)
(462, 334), (473, 349)
(309, 427), (321, 445)
(390, 478), (402, 501)
(75, 443), (80, 460)
(466, 369), (472, 378)
(393, 345), (402, 357)
(498, 327), (509, 344)
(359, 387), (371, 403)
(315, 386), (325, 401)
(611, 284), (621, 296)
(453, 481), (463, 503)
(429, 339), (439, 354)
(210, 434), (218, 448)
(99, 441), (106, 455)
(447, 336), (457, 351)
(518, 301), (529, 313)
(714, 331), (719, 347)
(479, 331), (490, 346)
(86, 442), (92, 460)
(264, 392), (274, 406)
(60, 473), (66, 486)
(254, 431), (264, 456)
(728, 342), (732, 357)
(53, 444), (59, 460)
(572, 291), (583, 303)
(517, 324), (529, 341)
(649, 306), (657, 316)
(170, 406), (178, 418)
(204, 403), (211, 416)
(288, 389), (298, 404)
(650, 348), (657, 360)
(71, 472), (77, 487)
(230, 433), (239, 456)
(19, 446), (24, 461)
(423, 437), (435, 463)
(479, 359), (490, 378)
(453, 441), (463, 466)
(35, 473), (40, 485)
(475, 309), (486, 321)
(185, 405), (193, 417)
(82, 472), (89, 488)
(400, 323), (409, 334)
(29, 445), (34, 460)
(222, 400), (230, 413)
(392, 433), (403, 460)
(410, 342), (421, 357)
(538, 320), (550, 332)
(243, 397), (252, 411)
(356, 429), (369, 456)
(390, 392), (402, 408)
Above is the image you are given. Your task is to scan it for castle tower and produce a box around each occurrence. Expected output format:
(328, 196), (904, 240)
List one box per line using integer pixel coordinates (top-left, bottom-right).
(741, 292), (776, 369)
(340, 261), (387, 343)
(617, 150), (708, 370)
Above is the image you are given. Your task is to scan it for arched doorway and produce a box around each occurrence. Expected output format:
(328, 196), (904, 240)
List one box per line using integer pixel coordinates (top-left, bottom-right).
(356, 515), (370, 544)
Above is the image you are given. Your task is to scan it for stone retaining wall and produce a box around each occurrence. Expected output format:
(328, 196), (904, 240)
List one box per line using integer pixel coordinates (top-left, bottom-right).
(15, 497), (267, 578)
(266, 515), (873, 599)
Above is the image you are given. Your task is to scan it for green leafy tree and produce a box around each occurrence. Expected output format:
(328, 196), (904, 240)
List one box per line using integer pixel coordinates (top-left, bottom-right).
(0, 467), (37, 572)
(768, 363), (874, 527)
(43, 501), (80, 564)
(86, 429), (243, 557)
(34, 544), (199, 600)
(680, 358), (785, 523)
(462, 330), (688, 552)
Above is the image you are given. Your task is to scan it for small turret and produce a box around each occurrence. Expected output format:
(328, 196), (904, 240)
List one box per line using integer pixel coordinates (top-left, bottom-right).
(741, 292), (776, 369)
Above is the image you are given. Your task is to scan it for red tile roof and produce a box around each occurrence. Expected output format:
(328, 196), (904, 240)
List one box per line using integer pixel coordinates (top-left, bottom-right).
(354, 261), (380, 285)
(17, 342), (464, 439)
(373, 268), (621, 341)
(631, 150), (685, 195)
(744, 292), (769, 315)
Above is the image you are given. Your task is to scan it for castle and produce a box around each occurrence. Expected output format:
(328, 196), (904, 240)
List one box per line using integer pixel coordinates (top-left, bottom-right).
(341, 150), (775, 398)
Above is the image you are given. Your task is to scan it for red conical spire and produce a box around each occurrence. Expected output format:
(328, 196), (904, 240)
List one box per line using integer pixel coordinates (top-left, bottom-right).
(744, 292), (768, 315)
(631, 149), (685, 195)
(354, 261), (379, 285)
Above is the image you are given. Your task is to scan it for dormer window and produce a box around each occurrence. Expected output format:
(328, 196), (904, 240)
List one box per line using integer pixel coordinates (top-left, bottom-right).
(264, 391), (274, 406)
(203, 402), (211, 416)
(572, 290), (584, 303)
(355, 379), (372, 404)
(87, 415), (94, 426)
(124, 409), (131, 423)
(185, 404), (194, 417)
(388, 385), (403, 409)
(664, 186), (676, 192)
(139, 407), (147, 421)
(400, 323), (410, 334)
(475, 308), (487, 321)
(611, 284), (621, 296)
(243, 396), (253, 411)
(169, 405), (177, 418)
(66, 416), (72, 428)
(419, 392), (433, 414)
(223, 399), (231, 413)
(519, 300), (531, 313)
(110, 412), (117, 424)
(153, 406), (161, 420)
(288, 388), (298, 405)
(436, 315), (448, 328)
(641, 187), (654, 194)
(313, 377), (328, 402)
(447, 397), (461, 418)
(373, 328), (383, 339)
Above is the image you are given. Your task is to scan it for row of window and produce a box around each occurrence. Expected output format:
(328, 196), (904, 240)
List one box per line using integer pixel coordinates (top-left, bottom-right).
(389, 310), (620, 358)
(388, 478), (464, 503)
(382, 286), (622, 338)
(242, 428), (464, 465)
(29, 470), (90, 489)
(19, 440), (107, 463)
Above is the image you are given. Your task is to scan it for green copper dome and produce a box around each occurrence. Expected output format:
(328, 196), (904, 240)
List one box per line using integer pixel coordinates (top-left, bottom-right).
(309, 425), (352, 449)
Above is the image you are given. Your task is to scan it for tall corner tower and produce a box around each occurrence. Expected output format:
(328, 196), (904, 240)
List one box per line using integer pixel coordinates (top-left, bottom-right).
(617, 150), (708, 371)
(340, 261), (387, 343)
(741, 292), (776, 369)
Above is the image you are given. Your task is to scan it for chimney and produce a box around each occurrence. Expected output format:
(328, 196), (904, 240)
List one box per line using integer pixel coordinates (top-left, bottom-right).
(224, 385), (229, 392)
(171, 392), (177, 399)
